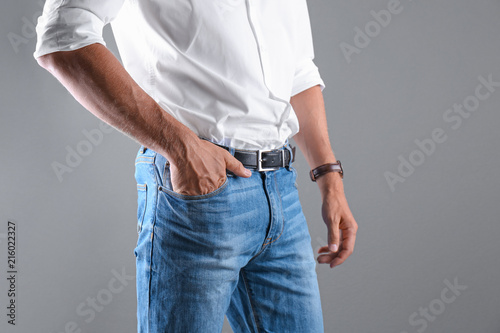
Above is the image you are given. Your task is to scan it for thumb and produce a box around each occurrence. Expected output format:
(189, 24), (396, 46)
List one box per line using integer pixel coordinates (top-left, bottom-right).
(224, 153), (252, 178)
(328, 219), (340, 253)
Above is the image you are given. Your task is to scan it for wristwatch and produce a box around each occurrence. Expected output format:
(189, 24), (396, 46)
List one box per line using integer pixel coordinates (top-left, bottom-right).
(310, 161), (343, 182)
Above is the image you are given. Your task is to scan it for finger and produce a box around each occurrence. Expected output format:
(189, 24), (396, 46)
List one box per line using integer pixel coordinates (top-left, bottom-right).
(330, 227), (357, 268)
(327, 219), (340, 253)
(330, 250), (351, 268)
(317, 245), (330, 254)
(317, 252), (337, 264)
(224, 152), (252, 178)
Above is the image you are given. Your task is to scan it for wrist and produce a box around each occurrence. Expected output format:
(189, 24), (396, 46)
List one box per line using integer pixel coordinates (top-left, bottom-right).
(160, 118), (200, 166)
(316, 172), (344, 199)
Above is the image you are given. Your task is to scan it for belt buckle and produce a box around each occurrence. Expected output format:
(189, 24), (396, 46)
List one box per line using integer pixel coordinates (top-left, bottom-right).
(257, 149), (285, 172)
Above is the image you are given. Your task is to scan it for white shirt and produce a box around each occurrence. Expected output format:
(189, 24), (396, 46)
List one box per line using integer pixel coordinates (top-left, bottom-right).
(34, 0), (325, 150)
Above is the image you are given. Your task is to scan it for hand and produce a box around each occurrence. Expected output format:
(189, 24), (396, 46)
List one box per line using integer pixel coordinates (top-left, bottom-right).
(316, 173), (358, 268)
(168, 136), (252, 196)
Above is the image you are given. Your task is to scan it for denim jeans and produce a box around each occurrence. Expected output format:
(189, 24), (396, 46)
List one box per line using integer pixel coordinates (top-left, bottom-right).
(134, 144), (324, 332)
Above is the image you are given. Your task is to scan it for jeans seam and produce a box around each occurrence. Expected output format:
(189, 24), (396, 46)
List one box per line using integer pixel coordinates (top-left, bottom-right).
(147, 152), (159, 331)
(247, 172), (274, 262)
(263, 173), (285, 246)
(136, 184), (147, 234)
(241, 270), (261, 333)
(135, 156), (154, 165)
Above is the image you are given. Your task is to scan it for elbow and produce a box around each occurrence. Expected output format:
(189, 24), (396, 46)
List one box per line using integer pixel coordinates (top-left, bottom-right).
(36, 50), (76, 76)
(36, 52), (60, 74)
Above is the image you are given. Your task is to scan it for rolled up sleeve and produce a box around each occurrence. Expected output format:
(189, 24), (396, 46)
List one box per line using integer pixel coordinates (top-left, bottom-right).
(290, 0), (325, 97)
(34, 0), (125, 59)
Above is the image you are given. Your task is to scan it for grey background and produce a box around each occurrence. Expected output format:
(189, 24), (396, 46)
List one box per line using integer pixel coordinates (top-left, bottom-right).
(1, 0), (499, 332)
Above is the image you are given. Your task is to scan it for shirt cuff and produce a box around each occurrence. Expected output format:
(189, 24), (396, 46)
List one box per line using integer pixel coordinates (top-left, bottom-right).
(34, 7), (107, 59)
(290, 59), (326, 97)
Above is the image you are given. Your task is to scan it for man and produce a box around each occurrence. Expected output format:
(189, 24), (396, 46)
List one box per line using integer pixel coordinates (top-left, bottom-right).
(34, 0), (358, 332)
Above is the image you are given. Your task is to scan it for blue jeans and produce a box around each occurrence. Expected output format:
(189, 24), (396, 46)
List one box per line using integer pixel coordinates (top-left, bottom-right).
(134, 144), (324, 332)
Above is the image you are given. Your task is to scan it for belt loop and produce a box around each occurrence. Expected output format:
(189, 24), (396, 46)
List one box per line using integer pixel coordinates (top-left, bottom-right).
(284, 141), (294, 170)
(227, 146), (236, 177)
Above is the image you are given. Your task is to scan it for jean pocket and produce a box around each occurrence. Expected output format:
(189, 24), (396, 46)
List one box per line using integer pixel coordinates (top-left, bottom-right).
(158, 175), (230, 201)
(136, 183), (147, 233)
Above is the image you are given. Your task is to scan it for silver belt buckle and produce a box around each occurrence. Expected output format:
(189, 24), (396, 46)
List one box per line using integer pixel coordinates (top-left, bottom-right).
(257, 149), (285, 172)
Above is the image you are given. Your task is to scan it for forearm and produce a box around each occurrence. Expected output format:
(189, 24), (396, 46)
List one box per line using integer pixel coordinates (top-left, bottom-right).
(36, 43), (196, 164)
(292, 85), (357, 262)
(291, 85), (343, 197)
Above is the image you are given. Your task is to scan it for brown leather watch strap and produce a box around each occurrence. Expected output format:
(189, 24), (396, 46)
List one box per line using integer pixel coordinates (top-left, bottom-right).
(310, 161), (343, 182)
